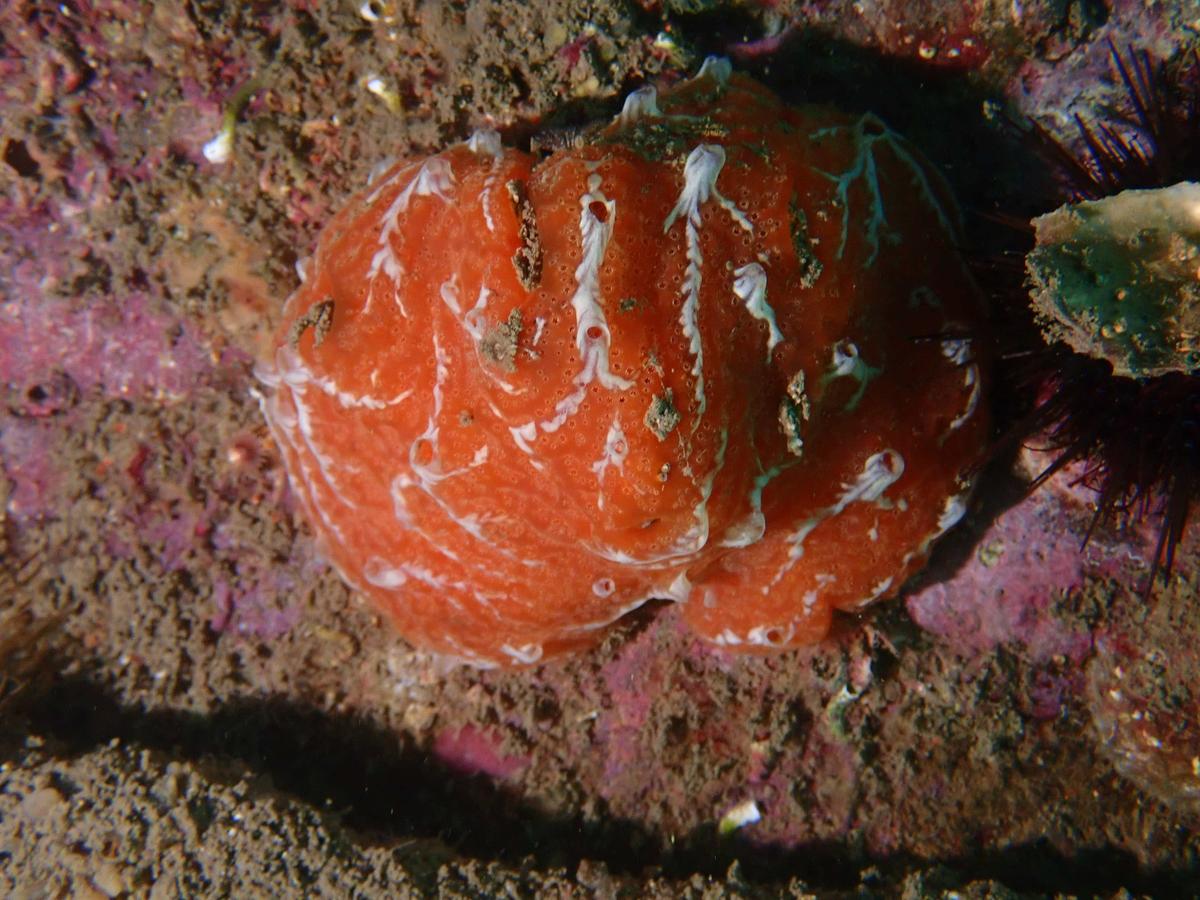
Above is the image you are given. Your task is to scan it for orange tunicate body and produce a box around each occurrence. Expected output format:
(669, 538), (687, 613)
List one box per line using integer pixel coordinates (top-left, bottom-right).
(259, 62), (988, 667)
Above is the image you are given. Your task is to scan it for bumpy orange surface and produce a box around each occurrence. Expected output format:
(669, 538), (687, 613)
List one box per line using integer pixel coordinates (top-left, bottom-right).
(259, 61), (988, 667)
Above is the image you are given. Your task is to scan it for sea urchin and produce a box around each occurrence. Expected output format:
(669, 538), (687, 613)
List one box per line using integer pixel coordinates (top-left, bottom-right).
(1014, 41), (1200, 590)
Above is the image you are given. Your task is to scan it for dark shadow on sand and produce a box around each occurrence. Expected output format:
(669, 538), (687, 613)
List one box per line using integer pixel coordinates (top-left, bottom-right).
(4, 667), (1193, 896)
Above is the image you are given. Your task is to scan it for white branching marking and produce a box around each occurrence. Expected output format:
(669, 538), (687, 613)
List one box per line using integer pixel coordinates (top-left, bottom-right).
(365, 159), (417, 206)
(364, 243), (406, 316)
(694, 55), (732, 85)
(365, 157), (455, 315)
(862, 576), (894, 606)
(664, 145), (754, 235)
(253, 385), (351, 545)
(615, 85), (661, 128)
(616, 55), (728, 134)
(260, 322), (540, 602)
(388, 480), (463, 564)
(481, 180), (496, 232)
(792, 573), (838, 616)
(512, 175), (632, 458)
(310, 375), (412, 410)
(669, 427), (729, 557)
(767, 450), (905, 593)
(362, 558), (476, 595)
(940, 337), (980, 433)
(500, 643), (543, 664)
(509, 422), (538, 455)
(587, 430), (729, 568)
(367, 155), (454, 207)
(666, 572), (692, 602)
(401, 337), (481, 487)
(467, 128), (502, 157)
(937, 491), (969, 534)
(720, 508), (766, 549)
(663, 144), (753, 421)
(439, 276), (462, 314)
(570, 187), (631, 391)
(275, 345), (412, 410)
(468, 128), (503, 233)
(439, 638), (500, 670)
(823, 339), (881, 411)
(915, 474), (975, 555)
(812, 114), (959, 266)
(720, 464), (787, 548)
(462, 285), (493, 342)
(439, 277), (523, 396)
(940, 335), (971, 366)
(537, 383), (588, 437)
(269, 354), (362, 521)
(591, 417), (629, 509)
(732, 263), (783, 360)
(387, 334), (524, 561)
(801, 589), (819, 613)
(291, 396), (344, 501)
(438, 277), (492, 340)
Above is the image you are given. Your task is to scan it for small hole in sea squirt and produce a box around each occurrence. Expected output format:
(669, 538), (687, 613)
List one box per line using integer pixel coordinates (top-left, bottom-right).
(586, 325), (604, 341)
(765, 627), (784, 645)
(588, 200), (608, 222)
(413, 439), (434, 466)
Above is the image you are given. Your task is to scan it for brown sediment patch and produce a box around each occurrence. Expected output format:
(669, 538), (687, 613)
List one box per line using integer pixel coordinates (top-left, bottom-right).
(479, 307), (524, 372)
(288, 297), (334, 350)
(506, 179), (542, 291)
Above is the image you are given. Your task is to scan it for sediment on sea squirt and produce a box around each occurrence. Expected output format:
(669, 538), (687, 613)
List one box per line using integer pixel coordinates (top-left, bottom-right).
(256, 57), (989, 666)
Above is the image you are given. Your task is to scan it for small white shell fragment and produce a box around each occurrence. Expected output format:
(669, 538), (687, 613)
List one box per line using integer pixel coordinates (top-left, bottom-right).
(718, 798), (762, 835)
(202, 125), (233, 164)
(652, 31), (677, 51)
(364, 74), (401, 112)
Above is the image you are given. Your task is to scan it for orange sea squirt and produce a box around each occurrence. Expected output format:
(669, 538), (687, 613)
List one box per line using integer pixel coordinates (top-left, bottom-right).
(258, 60), (988, 667)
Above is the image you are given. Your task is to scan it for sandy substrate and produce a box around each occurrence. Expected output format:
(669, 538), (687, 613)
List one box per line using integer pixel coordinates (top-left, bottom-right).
(3, 0), (1200, 896)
